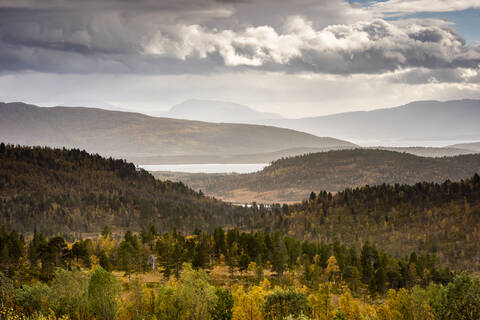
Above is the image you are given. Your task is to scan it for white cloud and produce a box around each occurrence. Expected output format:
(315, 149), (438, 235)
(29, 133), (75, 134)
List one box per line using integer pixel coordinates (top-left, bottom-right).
(142, 17), (480, 74)
(370, 0), (480, 15)
(1, 0), (478, 75)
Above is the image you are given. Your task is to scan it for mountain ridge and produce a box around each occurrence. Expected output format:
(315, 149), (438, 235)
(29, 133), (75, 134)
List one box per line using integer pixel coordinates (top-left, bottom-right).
(448, 141), (480, 152)
(255, 99), (480, 144)
(0, 101), (354, 162)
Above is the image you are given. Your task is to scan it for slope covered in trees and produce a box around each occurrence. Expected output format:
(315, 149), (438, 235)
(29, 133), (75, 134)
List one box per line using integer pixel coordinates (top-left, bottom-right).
(0, 143), (253, 235)
(250, 174), (480, 271)
(2, 145), (480, 272)
(175, 149), (480, 202)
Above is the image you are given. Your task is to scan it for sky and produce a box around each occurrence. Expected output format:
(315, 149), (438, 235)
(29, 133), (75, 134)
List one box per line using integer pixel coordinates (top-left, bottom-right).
(0, 0), (479, 118)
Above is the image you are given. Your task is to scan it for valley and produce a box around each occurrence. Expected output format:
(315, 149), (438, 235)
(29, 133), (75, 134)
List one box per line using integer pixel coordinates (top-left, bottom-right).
(152, 148), (480, 203)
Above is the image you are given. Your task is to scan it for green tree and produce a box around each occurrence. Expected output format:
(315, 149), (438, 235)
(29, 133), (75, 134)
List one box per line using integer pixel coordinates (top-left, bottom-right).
(375, 267), (387, 295)
(72, 240), (91, 266)
(118, 241), (138, 279)
(177, 263), (218, 320)
(192, 235), (211, 270)
(271, 234), (286, 279)
(49, 268), (90, 320)
(238, 253), (251, 274)
(88, 266), (120, 320)
(213, 227), (226, 259)
(15, 282), (52, 315)
(434, 272), (480, 320)
(99, 250), (112, 272)
(156, 285), (181, 320)
(263, 289), (312, 320)
(210, 287), (234, 320)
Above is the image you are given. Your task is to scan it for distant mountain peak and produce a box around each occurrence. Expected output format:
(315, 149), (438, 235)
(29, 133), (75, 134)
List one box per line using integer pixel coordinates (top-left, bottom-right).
(166, 99), (284, 123)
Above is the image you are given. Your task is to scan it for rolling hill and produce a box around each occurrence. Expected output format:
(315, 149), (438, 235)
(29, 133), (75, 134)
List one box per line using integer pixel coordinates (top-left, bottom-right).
(155, 149), (480, 203)
(0, 144), (255, 235)
(139, 146), (477, 164)
(257, 99), (480, 145)
(0, 102), (354, 162)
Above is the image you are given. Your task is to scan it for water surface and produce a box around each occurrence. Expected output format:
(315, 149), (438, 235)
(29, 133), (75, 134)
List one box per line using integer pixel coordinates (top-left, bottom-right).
(140, 163), (268, 173)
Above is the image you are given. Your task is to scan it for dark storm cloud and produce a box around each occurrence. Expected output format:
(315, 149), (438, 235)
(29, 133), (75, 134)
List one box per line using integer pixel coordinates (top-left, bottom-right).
(0, 0), (479, 79)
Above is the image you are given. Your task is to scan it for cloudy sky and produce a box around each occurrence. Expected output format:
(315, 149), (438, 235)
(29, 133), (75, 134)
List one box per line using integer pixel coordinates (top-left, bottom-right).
(0, 0), (479, 117)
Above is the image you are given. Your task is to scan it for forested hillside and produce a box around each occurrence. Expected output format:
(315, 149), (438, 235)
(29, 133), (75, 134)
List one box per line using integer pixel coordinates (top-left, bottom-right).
(0, 143), (253, 235)
(250, 174), (480, 271)
(2, 145), (480, 271)
(176, 149), (480, 203)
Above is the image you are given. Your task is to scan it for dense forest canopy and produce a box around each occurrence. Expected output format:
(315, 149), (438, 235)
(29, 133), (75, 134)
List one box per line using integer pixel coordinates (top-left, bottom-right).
(0, 227), (453, 293)
(1, 227), (479, 320)
(249, 174), (480, 271)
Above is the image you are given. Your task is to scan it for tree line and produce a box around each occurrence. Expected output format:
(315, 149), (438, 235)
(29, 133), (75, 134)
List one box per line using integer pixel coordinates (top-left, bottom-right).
(1, 228), (479, 320)
(1, 227), (454, 295)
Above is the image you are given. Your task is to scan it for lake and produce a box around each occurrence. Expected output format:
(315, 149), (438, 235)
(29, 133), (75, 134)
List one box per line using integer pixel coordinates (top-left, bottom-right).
(139, 163), (268, 173)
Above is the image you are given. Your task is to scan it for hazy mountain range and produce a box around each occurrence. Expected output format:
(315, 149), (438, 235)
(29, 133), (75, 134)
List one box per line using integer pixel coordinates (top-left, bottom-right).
(2, 100), (480, 165)
(160, 99), (480, 146)
(0, 102), (353, 162)
(448, 142), (480, 153)
(258, 99), (480, 145)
